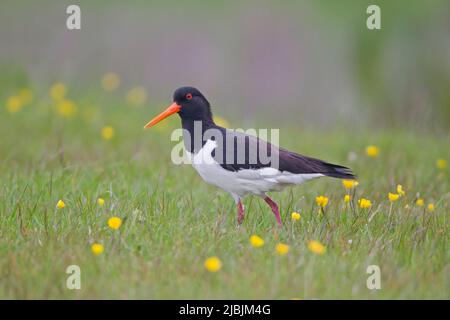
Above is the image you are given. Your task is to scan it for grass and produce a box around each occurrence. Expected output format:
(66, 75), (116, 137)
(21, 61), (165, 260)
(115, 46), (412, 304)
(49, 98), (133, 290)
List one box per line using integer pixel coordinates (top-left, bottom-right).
(0, 84), (448, 299)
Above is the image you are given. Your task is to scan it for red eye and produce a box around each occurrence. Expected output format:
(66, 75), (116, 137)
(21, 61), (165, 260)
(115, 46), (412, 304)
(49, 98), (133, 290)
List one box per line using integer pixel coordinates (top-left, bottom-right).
(186, 93), (193, 100)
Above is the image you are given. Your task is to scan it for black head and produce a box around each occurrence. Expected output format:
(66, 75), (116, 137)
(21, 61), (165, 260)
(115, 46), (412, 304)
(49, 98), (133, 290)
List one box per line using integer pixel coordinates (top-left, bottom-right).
(144, 86), (214, 129)
(173, 86), (213, 121)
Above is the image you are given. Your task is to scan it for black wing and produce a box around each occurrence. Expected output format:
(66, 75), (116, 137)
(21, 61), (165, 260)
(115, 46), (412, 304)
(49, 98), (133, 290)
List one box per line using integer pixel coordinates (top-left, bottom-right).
(212, 127), (355, 179)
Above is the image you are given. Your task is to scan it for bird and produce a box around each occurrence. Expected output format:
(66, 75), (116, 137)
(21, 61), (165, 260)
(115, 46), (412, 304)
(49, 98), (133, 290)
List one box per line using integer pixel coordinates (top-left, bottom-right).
(144, 87), (355, 226)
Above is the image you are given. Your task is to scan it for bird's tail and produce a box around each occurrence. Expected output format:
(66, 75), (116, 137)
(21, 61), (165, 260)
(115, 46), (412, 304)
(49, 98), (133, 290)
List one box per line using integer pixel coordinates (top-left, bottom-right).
(314, 160), (356, 179)
(323, 164), (355, 179)
(280, 150), (356, 180)
(294, 154), (355, 179)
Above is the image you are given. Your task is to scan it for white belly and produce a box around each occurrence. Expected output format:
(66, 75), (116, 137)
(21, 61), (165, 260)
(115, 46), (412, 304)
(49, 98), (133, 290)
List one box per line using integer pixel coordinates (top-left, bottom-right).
(186, 139), (323, 198)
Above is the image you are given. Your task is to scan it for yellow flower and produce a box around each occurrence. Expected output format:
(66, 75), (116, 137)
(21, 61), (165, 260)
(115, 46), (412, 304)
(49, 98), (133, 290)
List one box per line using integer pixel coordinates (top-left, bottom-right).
(97, 198), (105, 206)
(344, 194), (351, 203)
(56, 99), (77, 118)
(56, 199), (65, 209)
(396, 184), (405, 196)
(19, 88), (33, 104)
(415, 198), (424, 207)
(388, 193), (400, 202)
(358, 198), (372, 209)
(50, 83), (67, 101)
(101, 126), (115, 140)
(427, 203), (434, 212)
(5, 96), (23, 113)
(91, 243), (104, 255)
(315, 196), (329, 208)
(308, 240), (326, 255)
(126, 86), (147, 106)
(213, 116), (230, 128)
(291, 212), (301, 221)
(366, 145), (379, 158)
(107, 216), (122, 230)
(250, 235), (264, 248)
(204, 256), (222, 272)
(436, 158), (447, 170)
(342, 179), (359, 189)
(275, 243), (289, 255)
(101, 73), (120, 92)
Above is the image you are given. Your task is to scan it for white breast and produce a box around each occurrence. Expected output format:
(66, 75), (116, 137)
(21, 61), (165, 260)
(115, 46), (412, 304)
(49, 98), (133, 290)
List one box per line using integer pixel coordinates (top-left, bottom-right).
(186, 139), (323, 198)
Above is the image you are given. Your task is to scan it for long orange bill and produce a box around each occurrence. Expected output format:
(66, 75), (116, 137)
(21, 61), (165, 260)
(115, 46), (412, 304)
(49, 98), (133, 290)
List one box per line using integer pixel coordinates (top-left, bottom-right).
(143, 102), (181, 129)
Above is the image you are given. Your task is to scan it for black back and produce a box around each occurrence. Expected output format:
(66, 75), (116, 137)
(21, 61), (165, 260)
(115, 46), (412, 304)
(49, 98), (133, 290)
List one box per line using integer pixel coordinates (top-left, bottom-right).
(173, 86), (355, 179)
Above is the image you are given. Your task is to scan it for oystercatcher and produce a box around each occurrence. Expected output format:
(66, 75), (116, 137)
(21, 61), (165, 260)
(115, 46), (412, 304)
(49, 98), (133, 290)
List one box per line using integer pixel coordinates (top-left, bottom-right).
(144, 87), (355, 226)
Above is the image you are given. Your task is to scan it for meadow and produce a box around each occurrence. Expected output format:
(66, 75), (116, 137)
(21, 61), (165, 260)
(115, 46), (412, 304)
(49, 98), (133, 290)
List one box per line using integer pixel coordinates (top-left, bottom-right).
(0, 80), (448, 299)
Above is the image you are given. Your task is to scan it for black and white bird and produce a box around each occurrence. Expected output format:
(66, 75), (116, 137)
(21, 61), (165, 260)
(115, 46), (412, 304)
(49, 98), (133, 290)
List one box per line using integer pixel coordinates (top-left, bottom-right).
(144, 87), (355, 226)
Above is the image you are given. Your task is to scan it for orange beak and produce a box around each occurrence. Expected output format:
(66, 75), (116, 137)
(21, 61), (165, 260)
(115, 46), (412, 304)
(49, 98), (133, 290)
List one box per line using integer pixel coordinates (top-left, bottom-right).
(143, 102), (181, 129)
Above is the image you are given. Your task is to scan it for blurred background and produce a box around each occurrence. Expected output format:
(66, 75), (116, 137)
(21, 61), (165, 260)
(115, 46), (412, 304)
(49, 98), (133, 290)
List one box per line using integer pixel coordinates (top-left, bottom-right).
(0, 1), (449, 300)
(1, 0), (449, 131)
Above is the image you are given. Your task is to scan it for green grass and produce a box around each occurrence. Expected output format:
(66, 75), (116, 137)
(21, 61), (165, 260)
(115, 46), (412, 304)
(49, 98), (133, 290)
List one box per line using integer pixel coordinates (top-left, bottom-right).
(0, 87), (448, 299)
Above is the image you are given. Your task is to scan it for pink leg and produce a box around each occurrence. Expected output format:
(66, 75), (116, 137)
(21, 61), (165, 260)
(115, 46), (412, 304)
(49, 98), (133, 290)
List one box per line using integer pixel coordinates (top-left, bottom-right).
(237, 201), (245, 225)
(264, 196), (283, 226)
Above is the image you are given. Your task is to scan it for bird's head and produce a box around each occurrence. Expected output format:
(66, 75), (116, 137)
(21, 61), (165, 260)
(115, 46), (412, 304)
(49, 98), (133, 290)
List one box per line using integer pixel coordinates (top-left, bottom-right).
(144, 86), (212, 128)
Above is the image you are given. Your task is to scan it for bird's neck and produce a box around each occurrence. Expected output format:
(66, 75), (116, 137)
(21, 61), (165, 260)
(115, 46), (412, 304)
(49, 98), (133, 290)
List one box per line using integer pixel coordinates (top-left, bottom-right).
(181, 118), (218, 154)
